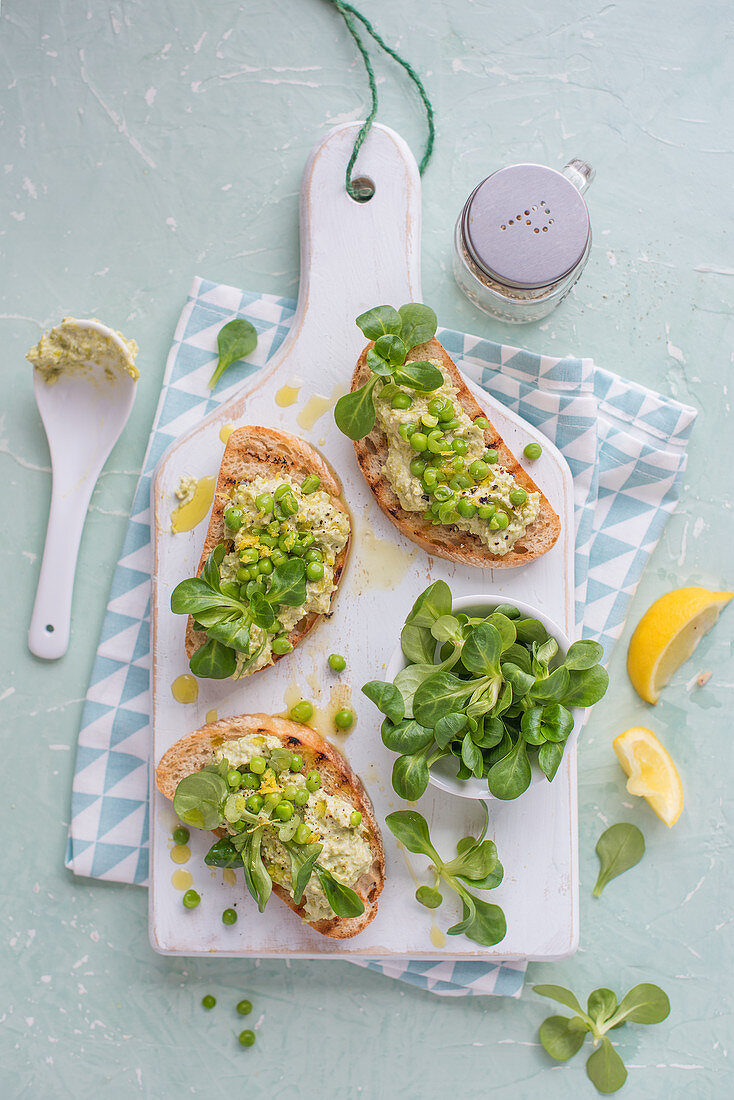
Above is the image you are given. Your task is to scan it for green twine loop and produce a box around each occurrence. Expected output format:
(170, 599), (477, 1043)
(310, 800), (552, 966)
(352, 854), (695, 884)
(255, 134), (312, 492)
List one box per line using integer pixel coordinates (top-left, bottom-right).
(325, 0), (436, 200)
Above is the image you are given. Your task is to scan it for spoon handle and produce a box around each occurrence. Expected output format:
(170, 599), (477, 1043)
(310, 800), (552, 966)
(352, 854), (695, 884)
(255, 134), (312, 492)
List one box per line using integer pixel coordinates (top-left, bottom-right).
(28, 476), (93, 659)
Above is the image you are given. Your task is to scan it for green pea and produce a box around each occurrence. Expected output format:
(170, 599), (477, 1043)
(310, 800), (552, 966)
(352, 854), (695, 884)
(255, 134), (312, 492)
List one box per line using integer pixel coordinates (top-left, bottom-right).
(328, 653), (346, 672)
(240, 772), (258, 790)
(434, 484), (453, 503)
(509, 488), (528, 507)
(524, 441), (542, 460)
(420, 413), (439, 430)
(301, 474), (321, 494)
(350, 811), (362, 827)
(270, 550), (288, 568)
(304, 548), (323, 563)
(450, 455), (466, 471)
(474, 416), (489, 430)
(306, 561), (324, 582)
(484, 448), (499, 464)
(222, 908), (238, 925)
(278, 532), (296, 553)
(457, 499), (477, 519)
(245, 794), (264, 814)
(258, 557), (274, 576)
(442, 418), (461, 431)
(235, 566), (250, 583)
(334, 708), (354, 730)
(294, 789), (309, 806)
(289, 753), (303, 771)
(409, 432), (428, 452)
(495, 511), (510, 529)
(259, 533), (277, 548)
(398, 422), (416, 442)
(305, 770), (321, 792)
(227, 769), (242, 789)
(428, 397), (448, 418)
(299, 532), (315, 551)
(272, 636), (293, 655)
(477, 504), (497, 520)
(409, 457), (427, 478)
(391, 392), (412, 409)
(451, 438), (469, 456)
(281, 492), (299, 517)
(426, 431), (445, 454)
(249, 756), (267, 775)
(255, 492), (274, 513)
(294, 823), (312, 844)
(422, 469), (439, 490)
(437, 501), (457, 524)
(267, 520), (281, 536)
(273, 484), (290, 502)
(290, 700), (314, 723)
(172, 826), (190, 845)
(468, 460), (489, 482)
(448, 477), (463, 492)
(274, 801), (294, 821)
(182, 889), (200, 909)
(439, 403), (456, 423)
(263, 792), (281, 811)
(201, 994), (216, 1010)
(236, 1000), (253, 1016)
(239, 547), (259, 565)
(282, 783), (299, 802)
(238, 1030), (256, 1048)
(455, 473), (472, 489)
(224, 507), (243, 530)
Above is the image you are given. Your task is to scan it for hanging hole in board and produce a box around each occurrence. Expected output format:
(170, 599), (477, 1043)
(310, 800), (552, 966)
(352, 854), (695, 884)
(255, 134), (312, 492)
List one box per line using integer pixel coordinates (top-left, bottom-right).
(349, 176), (376, 203)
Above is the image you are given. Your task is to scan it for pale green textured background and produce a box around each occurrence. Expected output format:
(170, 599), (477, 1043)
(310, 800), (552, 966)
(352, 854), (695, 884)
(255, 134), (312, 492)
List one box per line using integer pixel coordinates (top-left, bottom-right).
(2, 0), (733, 1096)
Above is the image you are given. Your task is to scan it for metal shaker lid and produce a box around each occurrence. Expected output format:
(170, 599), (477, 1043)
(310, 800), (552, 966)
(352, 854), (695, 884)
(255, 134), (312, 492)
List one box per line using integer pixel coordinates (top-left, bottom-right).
(462, 164), (591, 290)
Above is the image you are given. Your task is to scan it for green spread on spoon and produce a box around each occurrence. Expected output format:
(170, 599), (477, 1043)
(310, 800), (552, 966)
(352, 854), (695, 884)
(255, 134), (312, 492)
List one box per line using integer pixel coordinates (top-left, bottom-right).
(26, 317), (139, 384)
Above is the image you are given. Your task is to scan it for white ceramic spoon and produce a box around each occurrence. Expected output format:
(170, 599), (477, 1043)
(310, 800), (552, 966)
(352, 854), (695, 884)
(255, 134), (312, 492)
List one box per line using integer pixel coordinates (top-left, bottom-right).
(28, 320), (137, 659)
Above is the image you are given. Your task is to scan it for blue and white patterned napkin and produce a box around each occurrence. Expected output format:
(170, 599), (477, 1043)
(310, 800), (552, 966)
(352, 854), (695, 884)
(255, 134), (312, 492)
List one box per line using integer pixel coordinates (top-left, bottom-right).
(65, 278), (695, 998)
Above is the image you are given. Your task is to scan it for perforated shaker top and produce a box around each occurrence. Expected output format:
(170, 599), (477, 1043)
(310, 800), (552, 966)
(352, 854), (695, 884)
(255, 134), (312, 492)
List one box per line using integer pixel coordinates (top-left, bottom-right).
(462, 164), (590, 290)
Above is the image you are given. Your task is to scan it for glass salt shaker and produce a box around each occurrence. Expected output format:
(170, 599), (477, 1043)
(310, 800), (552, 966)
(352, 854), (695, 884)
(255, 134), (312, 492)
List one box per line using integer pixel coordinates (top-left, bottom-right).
(453, 159), (595, 324)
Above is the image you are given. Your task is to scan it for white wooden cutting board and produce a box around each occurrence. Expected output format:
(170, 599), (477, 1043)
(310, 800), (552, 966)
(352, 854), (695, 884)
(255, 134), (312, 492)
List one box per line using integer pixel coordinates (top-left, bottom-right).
(149, 123), (577, 960)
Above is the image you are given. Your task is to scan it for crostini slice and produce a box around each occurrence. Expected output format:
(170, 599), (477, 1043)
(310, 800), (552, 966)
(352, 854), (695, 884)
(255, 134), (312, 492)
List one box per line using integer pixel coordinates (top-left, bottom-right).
(352, 337), (560, 568)
(182, 426), (351, 677)
(156, 714), (385, 939)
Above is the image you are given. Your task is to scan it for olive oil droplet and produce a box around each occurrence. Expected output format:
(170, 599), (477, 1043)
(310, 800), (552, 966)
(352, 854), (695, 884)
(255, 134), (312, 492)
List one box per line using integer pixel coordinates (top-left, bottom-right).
(170, 476), (215, 533)
(219, 423), (235, 443)
(171, 869), (193, 891)
(430, 923), (447, 948)
(171, 674), (199, 704)
(205, 708), (218, 724)
(275, 380), (302, 407)
(223, 868), (237, 886)
(171, 844), (191, 864)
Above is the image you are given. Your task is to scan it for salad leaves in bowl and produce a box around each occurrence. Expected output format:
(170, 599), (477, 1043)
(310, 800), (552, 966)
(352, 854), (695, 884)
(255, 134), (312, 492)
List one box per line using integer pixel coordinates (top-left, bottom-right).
(363, 581), (608, 802)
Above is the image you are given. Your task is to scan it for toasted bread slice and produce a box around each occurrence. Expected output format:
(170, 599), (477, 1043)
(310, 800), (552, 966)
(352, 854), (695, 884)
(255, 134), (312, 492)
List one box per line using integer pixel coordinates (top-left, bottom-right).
(156, 713), (385, 939)
(352, 338), (560, 568)
(185, 426), (351, 672)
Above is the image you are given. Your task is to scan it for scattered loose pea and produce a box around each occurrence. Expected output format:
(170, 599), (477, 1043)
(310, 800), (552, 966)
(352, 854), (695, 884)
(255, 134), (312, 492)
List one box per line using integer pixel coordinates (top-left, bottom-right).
(334, 708), (355, 730)
(524, 442), (542, 460)
(224, 506), (243, 530)
(172, 826), (190, 845)
(272, 636), (293, 655)
(236, 999), (253, 1016)
(222, 908), (238, 925)
(289, 753), (303, 771)
(350, 811), (362, 827)
(182, 889), (201, 909)
(474, 416), (489, 430)
(201, 994), (216, 1010)
(238, 1030), (256, 1048)
(328, 653), (347, 672)
(290, 700), (314, 723)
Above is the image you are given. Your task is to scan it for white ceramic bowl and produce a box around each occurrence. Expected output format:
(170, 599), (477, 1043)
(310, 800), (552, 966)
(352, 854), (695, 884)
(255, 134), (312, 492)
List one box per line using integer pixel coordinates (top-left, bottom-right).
(385, 593), (576, 801)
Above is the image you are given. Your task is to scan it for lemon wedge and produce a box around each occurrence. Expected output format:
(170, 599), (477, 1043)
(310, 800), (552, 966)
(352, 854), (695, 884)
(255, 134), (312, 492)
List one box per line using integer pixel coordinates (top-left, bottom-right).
(613, 726), (683, 827)
(627, 586), (732, 703)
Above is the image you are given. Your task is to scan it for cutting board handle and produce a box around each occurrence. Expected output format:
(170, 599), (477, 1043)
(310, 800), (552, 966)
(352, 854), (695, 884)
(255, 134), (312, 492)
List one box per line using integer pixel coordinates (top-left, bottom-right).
(284, 122), (423, 361)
